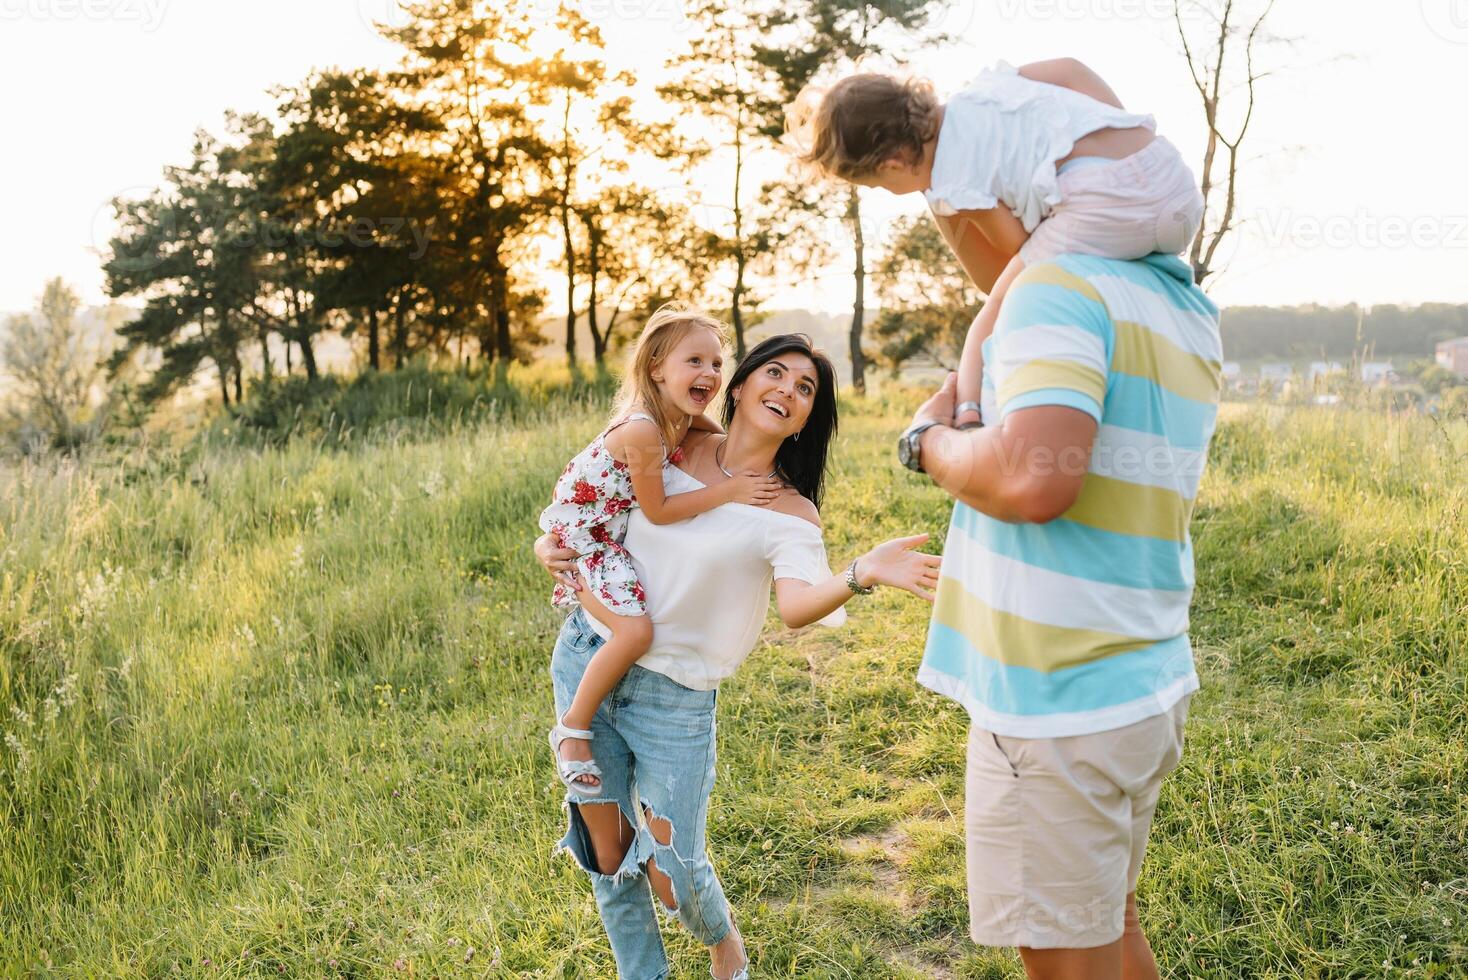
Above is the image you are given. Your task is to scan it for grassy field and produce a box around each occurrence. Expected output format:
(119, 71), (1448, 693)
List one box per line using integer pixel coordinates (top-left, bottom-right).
(1, 392), (1465, 978)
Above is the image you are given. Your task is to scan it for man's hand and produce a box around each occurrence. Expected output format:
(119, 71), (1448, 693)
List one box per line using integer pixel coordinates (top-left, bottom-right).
(911, 372), (959, 430)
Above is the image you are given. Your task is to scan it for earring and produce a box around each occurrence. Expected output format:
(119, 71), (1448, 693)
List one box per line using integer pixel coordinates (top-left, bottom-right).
(794, 430), (800, 442)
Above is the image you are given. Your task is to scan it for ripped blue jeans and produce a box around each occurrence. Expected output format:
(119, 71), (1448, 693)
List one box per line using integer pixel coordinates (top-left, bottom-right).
(551, 607), (733, 979)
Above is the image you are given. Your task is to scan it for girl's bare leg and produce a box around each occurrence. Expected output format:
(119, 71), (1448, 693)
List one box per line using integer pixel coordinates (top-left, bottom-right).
(558, 581), (653, 790)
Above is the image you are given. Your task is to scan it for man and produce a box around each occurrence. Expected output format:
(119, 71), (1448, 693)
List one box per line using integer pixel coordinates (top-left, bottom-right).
(896, 251), (1222, 979)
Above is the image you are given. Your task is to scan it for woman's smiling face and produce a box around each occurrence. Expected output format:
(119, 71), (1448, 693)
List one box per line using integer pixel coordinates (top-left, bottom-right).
(731, 352), (819, 439)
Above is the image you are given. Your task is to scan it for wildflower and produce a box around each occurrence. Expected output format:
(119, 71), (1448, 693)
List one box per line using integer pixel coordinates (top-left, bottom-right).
(4, 732), (30, 774)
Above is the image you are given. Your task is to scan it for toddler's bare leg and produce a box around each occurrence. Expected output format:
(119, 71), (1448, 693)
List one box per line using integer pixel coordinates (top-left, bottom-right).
(956, 255), (1027, 428)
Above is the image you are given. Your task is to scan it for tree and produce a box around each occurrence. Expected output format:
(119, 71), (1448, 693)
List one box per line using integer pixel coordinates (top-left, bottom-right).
(868, 215), (979, 373)
(524, 3), (624, 366)
(1, 279), (116, 448)
(759, 0), (953, 392)
(384, 0), (552, 367)
(659, 0), (795, 358)
(578, 185), (710, 363)
(1174, 0), (1289, 284)
(271, 69), (446, 372)
(104, 131), (254, 407)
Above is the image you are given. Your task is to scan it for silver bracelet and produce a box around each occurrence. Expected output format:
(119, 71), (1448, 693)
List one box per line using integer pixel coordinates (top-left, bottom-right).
(845, 557), (875, 595)
(956, 401), (984, 431)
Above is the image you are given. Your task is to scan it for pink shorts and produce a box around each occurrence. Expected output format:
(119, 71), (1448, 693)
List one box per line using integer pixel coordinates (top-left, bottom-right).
(1019, 136), (1204, 266)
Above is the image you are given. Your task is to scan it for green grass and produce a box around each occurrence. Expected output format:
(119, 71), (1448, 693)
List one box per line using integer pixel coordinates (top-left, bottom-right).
(1, 396), (1464, 977)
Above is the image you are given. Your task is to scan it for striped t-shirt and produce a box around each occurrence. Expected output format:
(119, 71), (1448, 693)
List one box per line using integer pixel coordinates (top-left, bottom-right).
(918, 252), (1222, 738)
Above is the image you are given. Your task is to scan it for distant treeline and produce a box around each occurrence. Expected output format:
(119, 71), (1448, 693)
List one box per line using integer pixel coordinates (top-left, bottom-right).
(95, 0), (951, 411)
(1219, 303), (1468, 362)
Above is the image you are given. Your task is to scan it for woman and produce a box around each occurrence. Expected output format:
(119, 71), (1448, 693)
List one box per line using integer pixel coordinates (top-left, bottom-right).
(533, 334), (940, 979)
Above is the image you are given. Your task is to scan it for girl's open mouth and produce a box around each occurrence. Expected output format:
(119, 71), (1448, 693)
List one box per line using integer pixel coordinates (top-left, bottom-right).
(762, 400), (789, 419)
(689, 384), (712, 406)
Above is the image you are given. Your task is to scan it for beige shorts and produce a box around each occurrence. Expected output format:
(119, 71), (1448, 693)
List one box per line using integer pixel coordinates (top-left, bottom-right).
(964, 694), (1191, 950)
(1018, 135), (1204, 266)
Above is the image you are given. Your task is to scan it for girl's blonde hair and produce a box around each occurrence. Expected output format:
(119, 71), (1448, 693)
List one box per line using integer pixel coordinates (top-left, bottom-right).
(785, 73), (941, 180)
(612, 303), (729, 453)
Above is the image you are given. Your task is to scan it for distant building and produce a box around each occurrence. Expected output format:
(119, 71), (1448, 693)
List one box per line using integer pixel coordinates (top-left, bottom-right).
(1308, 361), (1344, 381)
(1259, 363), (1292, 381)
(1221, 361), (1242, 379)
(1361, 361), (1395, 384)
(1437, 337), (1468, 377)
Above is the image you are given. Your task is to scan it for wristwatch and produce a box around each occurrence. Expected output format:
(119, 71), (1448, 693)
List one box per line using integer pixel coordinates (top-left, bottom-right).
(897, 419), (945, 474)
(844, 557), (875, 595)
(955, 400), (985, 431)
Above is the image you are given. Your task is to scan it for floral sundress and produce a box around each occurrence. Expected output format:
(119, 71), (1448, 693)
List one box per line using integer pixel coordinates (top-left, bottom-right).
(538, 412), (681, 616)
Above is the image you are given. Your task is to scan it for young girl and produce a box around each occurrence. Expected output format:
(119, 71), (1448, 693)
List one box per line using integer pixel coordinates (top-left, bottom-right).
(787, 58), (1203, 428)
(539, 305), (782, 796)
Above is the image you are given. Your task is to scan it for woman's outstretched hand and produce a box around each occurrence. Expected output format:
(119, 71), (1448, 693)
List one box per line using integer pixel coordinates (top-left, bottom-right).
(534, 531), (583, 591)
(857, 533), (942, 601)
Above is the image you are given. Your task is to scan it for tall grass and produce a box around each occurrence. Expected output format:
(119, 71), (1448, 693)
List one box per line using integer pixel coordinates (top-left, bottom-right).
(0, 397), (1463, 977)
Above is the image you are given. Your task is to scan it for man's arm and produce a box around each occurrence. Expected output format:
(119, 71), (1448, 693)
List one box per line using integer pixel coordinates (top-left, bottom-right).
(907, 373), (1096, 523)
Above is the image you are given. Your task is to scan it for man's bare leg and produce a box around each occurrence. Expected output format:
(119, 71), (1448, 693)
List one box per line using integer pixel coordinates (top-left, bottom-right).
(1017, 894), (1155, 980)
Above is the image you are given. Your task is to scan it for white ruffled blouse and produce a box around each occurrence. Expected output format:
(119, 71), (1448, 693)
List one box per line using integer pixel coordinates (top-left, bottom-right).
(924, 62), (1156, 232)
(585, 462), (845, 691)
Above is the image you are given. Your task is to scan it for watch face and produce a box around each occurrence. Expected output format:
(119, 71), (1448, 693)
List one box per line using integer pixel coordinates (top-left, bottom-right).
(897, 434), (913, 466)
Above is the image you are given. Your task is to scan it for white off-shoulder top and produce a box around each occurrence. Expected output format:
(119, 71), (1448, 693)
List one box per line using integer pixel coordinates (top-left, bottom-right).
(924, 62), (1156, 232)
(585, 463), (846, 691)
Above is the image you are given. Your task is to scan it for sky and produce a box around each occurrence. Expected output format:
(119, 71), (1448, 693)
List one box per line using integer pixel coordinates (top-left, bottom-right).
(2, 0), (1465, 318)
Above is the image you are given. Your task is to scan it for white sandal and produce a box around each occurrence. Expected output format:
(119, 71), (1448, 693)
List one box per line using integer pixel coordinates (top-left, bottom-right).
(549, 717), (603, 796)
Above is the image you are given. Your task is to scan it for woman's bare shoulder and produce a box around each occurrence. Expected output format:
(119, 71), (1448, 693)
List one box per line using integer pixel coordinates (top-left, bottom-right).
(679, 428), (723, 452)
(767, 488), (821, 529)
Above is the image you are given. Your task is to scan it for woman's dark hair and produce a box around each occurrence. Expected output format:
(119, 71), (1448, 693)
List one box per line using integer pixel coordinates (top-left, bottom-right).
(721, 333), (839, 509)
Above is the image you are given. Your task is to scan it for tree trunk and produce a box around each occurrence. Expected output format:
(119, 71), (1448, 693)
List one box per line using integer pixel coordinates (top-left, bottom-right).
(561, 95), (579, 366)
(218, 363), (231, 407)
(731, 95), (748, 359)
(257, 326), (273, 385)
(284, 339), (293, 375)
(299, 334), (319, 380)
(392, 294), (408, 368)
(367, 307), (381, 371)
(490, 240), (512, 363)
(587, 229), (604, 363)
(233, 365), (243, 404)
(562, 206), (578, 363)
(848, 186), (868, 394)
